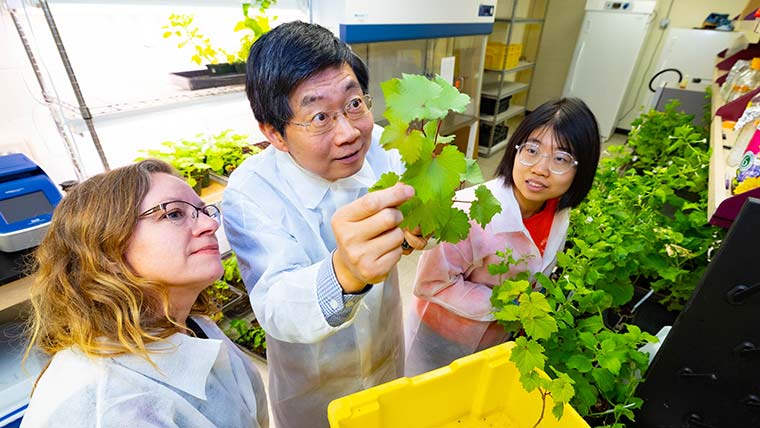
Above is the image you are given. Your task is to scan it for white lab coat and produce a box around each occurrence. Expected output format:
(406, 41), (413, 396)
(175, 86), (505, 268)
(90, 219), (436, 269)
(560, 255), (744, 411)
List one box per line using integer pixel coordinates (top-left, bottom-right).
(405, 180), (569, 376)
(21, 316), (268, 428)
(222, 126), (406, 428)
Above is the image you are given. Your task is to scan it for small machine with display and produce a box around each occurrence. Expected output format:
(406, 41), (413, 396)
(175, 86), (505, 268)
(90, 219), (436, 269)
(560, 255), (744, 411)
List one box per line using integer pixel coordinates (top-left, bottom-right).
(0, 153), (61, 253)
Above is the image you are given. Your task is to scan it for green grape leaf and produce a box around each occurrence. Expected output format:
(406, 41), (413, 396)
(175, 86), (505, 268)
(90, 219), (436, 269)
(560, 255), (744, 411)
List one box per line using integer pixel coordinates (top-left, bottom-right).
(597, 338), (628, 375)
(369, 172), (400, 192)
(462, 158), (484, 184)
(382, 74), (442, 122)
(565, 354), (593, 373)
(591, 367), (616, 393)
(469, 185), (502, 228)
(430, 75), (471, 116)
(521, 370), (544, 392)
(437, 205), (471, 243)
(402, 145), (465, 203)
(493, 305), (520, 322)
(379, 120), (425, 164)
(399, 197), (442, 237)
(511, 337), (546, 375)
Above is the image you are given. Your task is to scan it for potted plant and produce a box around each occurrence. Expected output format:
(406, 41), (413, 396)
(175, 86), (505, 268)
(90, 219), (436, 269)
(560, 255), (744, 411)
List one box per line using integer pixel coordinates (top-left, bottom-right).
(204, 130), (261, 179)
(162, 13), (236, 74)
(226, 318), (267, 360)
(137, 137), (212, 194)
(489, 250), (658, 428)
(163, 2), (277, 80)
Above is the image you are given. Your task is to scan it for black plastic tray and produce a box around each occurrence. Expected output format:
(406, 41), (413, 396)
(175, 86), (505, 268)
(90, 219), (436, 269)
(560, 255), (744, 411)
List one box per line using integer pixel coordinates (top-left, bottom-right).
(169, 69), (245, 91)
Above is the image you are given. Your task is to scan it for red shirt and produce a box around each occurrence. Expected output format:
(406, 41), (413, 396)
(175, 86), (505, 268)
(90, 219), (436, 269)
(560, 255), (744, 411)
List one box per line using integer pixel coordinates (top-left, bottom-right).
(522, 198), (559, 256)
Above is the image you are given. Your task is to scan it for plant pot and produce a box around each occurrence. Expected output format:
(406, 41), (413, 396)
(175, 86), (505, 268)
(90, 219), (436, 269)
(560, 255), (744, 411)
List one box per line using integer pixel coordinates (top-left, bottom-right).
(603, 285), (679, 335)
(206, 62), (236, 75)
(201, 170), (211, 188)
(192, 179), (203, 196)
(233, 62), (246, 73)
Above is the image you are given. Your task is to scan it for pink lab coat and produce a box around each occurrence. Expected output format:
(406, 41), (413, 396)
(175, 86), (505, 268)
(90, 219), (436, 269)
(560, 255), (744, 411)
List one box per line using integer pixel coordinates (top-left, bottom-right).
(404, 179), (569, 376)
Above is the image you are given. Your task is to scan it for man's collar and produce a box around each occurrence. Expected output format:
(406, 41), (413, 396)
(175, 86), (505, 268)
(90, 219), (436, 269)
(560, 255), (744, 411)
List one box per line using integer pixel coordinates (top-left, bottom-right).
(274, 149), (376, 209)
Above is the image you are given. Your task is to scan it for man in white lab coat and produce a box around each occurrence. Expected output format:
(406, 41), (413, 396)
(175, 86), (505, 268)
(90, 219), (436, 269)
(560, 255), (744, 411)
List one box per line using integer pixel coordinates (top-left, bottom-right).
(222, 21), (424, 428)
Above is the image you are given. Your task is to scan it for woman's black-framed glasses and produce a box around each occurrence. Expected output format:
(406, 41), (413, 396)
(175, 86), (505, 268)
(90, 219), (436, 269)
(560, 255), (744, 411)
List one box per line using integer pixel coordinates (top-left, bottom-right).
(138, 201), (221, 226)
(288, 94), (373, 136)
(516, 142), (578, 175)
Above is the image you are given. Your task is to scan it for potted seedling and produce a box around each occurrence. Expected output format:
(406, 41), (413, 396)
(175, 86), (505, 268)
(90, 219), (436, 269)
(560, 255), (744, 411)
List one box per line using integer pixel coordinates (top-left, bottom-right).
(137, 137), (212, 194)
(226, 318), (267, 360)
(162, 13), (236, 74)
(204, 130), (261, 179)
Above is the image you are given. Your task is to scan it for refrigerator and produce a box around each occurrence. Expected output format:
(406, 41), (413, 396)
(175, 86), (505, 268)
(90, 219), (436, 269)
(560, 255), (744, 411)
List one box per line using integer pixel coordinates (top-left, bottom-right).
(562, 0), (657, 141)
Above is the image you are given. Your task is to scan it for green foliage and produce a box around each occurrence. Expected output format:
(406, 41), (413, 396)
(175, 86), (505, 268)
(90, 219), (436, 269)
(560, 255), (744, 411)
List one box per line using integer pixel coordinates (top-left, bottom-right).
(227, 318), (267, 352)
(205, 130), (261, 175)
(372, 74), (502, 243)
(137, 136), (211, 188)
(233, 1), (277, 63)
(206, 252), (245, 321)
(491, 250), (657, 427)
(163, 1), (276, 66)
(163, 14), (233, 65)
(137, 130), (260, 187)
(564, 100), (723, 310)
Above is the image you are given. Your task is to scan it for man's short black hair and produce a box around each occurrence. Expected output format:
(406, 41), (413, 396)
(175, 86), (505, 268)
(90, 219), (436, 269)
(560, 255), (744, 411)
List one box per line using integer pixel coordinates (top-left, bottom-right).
(495, 97), (601, 210)
(245, 21), (369, 137)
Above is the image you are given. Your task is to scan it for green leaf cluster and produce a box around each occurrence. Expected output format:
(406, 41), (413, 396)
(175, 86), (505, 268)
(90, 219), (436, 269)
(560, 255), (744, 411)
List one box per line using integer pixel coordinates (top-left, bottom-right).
(163, 1), (276, 66)
(490, 250), (657, 427)
(136, 130), (261, 188)
(563, 100), (724, 311)
(227, 318), (267, 352)
(206, 252), (246, 321)
(372, 74), (502, 243)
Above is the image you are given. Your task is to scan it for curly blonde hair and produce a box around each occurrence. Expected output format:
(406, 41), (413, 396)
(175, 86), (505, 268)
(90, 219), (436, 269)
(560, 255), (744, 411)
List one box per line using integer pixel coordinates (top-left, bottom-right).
(25, 159), (213, 362)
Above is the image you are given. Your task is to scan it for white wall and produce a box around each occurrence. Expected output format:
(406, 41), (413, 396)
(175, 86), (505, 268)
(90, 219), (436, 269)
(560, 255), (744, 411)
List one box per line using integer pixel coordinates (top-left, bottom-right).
(527, 0), (748, 128)
(616, 0), (747, 129)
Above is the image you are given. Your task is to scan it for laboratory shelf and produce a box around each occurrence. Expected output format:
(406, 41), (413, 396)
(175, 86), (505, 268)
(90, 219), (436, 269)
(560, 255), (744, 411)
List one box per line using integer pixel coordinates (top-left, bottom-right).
(56, 85), (246, 122)
(478, 137), (510, 157)
(440, 113), (478, 136)
(479, 104), (526, 124)
(481, 81), (529, 99)
(495, 17), (545, 24)
(484, 60), (535, 74)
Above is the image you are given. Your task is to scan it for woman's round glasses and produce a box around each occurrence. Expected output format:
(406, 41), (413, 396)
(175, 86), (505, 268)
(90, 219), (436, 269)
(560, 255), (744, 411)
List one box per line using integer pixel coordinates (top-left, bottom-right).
(516, 142), (578, 175)
(288, 95), (373, 136)
(138, 201), (221, 226)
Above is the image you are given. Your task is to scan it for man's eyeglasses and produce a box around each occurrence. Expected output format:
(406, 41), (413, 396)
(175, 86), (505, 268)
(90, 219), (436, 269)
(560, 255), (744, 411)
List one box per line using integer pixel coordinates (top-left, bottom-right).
(516, 142), (578, 175)
(138, 201), (221, 226)
(288, 95), (373, 136)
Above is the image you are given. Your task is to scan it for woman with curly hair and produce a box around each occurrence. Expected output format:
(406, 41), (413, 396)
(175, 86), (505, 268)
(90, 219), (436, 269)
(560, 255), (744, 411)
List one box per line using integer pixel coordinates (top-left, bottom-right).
(21, 159), (268, 428)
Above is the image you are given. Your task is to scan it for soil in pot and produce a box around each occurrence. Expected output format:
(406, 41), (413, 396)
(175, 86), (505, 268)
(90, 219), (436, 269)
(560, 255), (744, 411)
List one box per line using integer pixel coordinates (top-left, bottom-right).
(604, 286), (679, 335)
(206, 63), (236, 75)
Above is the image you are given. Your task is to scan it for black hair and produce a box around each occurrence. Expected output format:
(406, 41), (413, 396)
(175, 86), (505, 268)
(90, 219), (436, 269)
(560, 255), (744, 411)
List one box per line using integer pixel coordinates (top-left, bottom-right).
(495, 97), (600, 210)
(245, 21), (369, 137)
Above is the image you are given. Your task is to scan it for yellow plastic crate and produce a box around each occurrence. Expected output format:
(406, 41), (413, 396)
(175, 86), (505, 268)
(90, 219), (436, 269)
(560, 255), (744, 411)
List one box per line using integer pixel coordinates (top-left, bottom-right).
(485, 43), (522, 70)
(328, 342), (588, 428)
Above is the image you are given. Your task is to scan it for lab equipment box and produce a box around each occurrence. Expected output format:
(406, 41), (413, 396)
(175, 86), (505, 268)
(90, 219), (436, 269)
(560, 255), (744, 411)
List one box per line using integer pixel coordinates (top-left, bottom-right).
(479, 123), (509, 147)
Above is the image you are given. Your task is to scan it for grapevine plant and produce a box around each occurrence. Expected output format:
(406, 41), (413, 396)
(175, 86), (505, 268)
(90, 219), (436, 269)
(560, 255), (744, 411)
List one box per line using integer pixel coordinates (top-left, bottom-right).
(490, 250), (657, 428)
(370, 74), (502, 242)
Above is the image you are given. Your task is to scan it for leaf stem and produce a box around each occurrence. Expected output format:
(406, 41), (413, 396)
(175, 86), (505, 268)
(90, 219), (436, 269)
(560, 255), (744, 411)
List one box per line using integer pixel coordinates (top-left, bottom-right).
(532, 388), (549, 428)
(585, 402), (636, 417)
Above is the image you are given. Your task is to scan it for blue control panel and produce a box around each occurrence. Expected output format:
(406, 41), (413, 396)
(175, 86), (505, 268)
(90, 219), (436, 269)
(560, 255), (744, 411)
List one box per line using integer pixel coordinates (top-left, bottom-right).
(0, 154), (61, 236)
